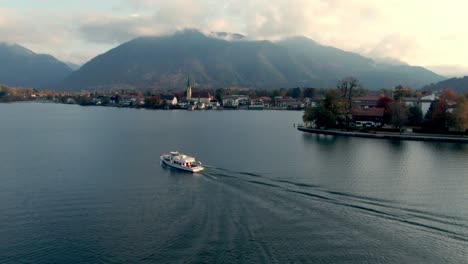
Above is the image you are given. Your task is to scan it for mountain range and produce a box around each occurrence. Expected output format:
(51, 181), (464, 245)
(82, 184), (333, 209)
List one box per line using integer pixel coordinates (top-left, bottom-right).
(0, 30), (447, 91)
(422, 76), (468, 94)
(0, 43), (72, 89)
(59, 30), (445, 91)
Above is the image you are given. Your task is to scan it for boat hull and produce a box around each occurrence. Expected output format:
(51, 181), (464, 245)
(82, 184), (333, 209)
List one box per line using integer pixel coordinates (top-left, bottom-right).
(160, 155), (204, 173)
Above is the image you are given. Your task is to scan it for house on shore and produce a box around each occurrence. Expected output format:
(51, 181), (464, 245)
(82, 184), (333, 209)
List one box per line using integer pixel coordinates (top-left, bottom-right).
(160, 95), (178, 106)
(184, 76), (213, 104)
(400, 94), (438, 117)
(353, 94), (438, 118)
(353, 96), (381, 109)
(190, 91), (213, 104)
(305, 96), (323, 107)
(223, 96), (240, 108)
(222, 95), (250, 108)
(419, 94), (438, 116)
(275, 97), (304, 109)
(402, 97), (419, 107)
(250, 97), (272, 108)
(209, 99), (220, 108)
(352, 108), (385, 126)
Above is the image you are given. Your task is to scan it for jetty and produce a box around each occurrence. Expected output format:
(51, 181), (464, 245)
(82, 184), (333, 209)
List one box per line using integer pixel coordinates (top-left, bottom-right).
(298, 126), (468, 143)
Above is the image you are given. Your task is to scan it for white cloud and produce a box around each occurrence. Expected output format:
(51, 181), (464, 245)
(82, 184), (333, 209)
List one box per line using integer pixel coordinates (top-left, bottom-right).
(0, 0), (467, 76)
(426, 65), (468, 78)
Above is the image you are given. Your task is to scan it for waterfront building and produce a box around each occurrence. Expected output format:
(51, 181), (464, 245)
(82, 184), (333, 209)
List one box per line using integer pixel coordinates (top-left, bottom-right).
(161, 95), (178, 106)
(402, 97), (419, 107)
(353, 96), (381, 109)
(399, 94), (438, 117)
(251, 97), (272, 108)
(222, 95), (249, 108)
(237, 95), (250, 106)
(352, 108), (385, 126)
(273, 96), (283, 106)
(210, 99), (220, 107)
(187, 91), (212, 104)
(419, 94), (438, 116)
(184, 77), (213, 104)
(223, 96), (240, 108)
(306, 96), (324, 108)
(275, 98), (304, 109)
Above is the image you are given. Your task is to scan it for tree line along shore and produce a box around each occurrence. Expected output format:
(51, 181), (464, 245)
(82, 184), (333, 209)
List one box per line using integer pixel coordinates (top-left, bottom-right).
(1, 77), (467, 135)
(302, 78), (468, 135)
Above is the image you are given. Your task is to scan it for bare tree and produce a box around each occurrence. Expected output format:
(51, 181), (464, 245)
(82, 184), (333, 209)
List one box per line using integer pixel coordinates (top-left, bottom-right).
(337, 77), (360, 129)
(391, 102), (408, 130)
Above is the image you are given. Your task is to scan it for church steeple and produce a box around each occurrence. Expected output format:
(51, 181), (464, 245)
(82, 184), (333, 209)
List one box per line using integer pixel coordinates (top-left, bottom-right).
(186, 76), (192, 100)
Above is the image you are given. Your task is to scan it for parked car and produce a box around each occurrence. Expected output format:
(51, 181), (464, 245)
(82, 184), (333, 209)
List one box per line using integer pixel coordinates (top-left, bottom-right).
(364, 121), (375, 128)
(354, 121), (380, 128)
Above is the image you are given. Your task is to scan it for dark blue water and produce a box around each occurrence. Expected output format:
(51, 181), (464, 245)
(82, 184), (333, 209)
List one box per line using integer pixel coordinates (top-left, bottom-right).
(0, 103), (467, 263)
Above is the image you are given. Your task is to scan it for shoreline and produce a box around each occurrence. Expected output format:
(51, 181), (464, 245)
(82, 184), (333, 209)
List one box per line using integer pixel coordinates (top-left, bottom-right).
(0, 101), (304, 111)
(298, 126), (468, 143)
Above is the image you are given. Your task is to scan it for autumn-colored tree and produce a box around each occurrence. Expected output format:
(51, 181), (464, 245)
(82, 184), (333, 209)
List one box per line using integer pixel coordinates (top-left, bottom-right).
(452, 96), (468, 132)
(0, 85), (7, 98)
(432, 99), (450, 129)
(144, 96), (161, 109)
(431, 89), (457, 129)
(377, 96), (394, 124)
(439, 88), (457, 102)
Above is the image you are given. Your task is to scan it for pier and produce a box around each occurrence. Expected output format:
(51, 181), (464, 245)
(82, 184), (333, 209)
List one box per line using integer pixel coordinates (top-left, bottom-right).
(298, 126), (468, 143)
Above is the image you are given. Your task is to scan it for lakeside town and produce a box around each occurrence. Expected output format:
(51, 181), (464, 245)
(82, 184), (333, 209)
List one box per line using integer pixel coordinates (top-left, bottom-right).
(1, 77), (467, 136)
(0, 79), (308, 111)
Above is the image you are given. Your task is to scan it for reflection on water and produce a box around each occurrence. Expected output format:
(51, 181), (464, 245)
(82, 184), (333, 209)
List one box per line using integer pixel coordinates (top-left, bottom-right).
(301, 133), (349, 152)
(0, 103), (467, 264)
(423, 141), (468, 152)
(386, 139), (407, 150)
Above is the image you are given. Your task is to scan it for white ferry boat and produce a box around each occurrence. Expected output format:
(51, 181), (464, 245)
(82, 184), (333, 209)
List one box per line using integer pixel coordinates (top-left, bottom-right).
(160, 151), (204, 173)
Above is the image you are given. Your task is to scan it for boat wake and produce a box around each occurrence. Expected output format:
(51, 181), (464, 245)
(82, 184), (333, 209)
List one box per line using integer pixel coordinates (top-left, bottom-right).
(200, 166), (468, 243)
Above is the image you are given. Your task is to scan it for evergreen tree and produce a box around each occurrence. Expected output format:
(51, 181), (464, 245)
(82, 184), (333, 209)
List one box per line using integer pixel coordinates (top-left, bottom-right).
(407, 106), (423, 126)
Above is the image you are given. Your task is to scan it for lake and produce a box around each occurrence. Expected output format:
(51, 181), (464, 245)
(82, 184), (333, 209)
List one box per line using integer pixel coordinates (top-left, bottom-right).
(0, 103), (467, 263)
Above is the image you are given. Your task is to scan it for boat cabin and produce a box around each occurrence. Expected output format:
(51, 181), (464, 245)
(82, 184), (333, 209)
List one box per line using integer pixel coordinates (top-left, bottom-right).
(168, 152), (198, 168)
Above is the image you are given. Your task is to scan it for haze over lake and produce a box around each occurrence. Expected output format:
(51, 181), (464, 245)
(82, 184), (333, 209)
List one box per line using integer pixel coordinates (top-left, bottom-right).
(0, 103), (467, 263)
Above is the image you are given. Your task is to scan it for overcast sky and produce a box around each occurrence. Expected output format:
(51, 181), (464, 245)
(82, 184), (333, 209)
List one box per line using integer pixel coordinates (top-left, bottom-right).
(1, 0), (467, 76)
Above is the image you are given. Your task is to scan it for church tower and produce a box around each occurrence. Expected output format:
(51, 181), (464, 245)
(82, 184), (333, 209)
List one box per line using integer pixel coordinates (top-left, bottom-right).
(186, 76), (192, 101)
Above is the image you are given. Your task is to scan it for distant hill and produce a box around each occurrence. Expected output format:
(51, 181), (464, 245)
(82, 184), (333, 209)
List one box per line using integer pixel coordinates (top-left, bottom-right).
(65, 62), (81, 71)
(0, 43), (72, 89)
(422, 76), (468, 94)
(59, 30), (444, 91)
(275, 36), (444, 89)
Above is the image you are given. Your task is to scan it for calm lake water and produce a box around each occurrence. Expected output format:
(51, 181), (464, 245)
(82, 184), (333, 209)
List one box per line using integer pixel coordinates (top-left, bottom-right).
(0, 103), (467, 263)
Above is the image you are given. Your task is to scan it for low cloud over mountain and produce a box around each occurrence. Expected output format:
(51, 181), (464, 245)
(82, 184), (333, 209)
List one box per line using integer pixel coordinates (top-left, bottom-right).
(1, 1), (468, 76)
